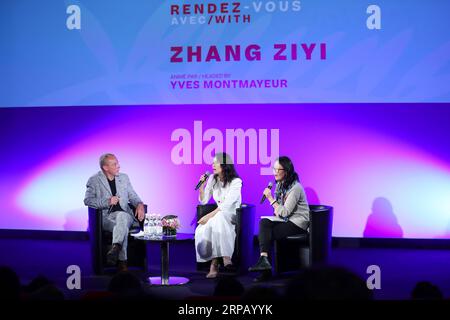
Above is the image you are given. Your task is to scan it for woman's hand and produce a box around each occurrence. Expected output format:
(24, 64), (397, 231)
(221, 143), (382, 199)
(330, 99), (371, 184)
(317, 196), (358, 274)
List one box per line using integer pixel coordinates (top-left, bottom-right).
(198, 174), (208, 191)
(263, 187), (274, 203)
(198, 213), (212, 225)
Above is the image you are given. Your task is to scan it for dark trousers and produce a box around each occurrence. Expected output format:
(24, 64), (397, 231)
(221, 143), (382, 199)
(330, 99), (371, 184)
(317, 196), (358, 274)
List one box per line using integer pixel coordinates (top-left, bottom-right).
(258, 218), (307, 253)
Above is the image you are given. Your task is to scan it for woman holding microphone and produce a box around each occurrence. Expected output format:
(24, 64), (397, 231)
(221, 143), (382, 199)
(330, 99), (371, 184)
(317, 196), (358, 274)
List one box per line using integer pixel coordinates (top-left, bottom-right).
(195, 152), (243, 278)
(249, 156), (310, 282)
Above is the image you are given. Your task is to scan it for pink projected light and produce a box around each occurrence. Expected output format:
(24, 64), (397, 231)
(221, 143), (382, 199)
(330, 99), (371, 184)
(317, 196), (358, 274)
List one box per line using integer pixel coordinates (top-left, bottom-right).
(295, 123), (450, 239)
(14, 116), (450, 238)
(15, 125), (195, 232)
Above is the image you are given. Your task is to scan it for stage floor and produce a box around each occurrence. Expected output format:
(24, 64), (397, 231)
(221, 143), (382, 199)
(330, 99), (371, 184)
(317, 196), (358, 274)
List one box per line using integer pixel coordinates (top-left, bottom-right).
(2, 236), (450, 300)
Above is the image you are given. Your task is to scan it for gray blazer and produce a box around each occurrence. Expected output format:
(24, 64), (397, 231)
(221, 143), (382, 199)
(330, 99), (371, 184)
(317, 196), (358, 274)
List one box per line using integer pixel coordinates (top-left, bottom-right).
(83, 171), (143, 216)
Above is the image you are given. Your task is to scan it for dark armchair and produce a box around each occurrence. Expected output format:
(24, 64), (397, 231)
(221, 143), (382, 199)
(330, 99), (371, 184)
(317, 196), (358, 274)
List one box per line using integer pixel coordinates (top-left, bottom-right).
(196, 203), (255, 274)
(88, 204), (148, 275)
(274, 204), (333, 274)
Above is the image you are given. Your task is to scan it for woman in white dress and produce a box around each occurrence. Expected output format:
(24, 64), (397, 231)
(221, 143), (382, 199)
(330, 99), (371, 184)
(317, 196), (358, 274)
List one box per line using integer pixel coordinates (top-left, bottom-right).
(195, 152), (243, 278)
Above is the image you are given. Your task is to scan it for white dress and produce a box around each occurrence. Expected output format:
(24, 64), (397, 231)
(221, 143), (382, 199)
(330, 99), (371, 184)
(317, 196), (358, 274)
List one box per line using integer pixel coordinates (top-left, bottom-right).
(195, 175), (243, 262)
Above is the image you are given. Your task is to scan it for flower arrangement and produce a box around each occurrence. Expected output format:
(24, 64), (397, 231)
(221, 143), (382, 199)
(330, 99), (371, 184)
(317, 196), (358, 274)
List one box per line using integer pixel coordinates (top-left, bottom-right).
(161, 215), (180, 236)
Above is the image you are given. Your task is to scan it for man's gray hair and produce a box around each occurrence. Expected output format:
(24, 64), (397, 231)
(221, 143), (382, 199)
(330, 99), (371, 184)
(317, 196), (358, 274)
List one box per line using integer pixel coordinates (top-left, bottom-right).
(99, 153), (116, 170)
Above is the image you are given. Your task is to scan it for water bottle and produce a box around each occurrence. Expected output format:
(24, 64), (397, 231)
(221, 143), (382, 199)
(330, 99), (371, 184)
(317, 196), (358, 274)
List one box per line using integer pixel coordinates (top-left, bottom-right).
(143, 214), (150, 236)
(155, 214), (163, 236)
(149, 214), (156, 238)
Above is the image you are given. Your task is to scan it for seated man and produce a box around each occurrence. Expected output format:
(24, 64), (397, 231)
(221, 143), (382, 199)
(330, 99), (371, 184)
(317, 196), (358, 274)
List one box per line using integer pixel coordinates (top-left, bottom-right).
(84, 153), (145, 272)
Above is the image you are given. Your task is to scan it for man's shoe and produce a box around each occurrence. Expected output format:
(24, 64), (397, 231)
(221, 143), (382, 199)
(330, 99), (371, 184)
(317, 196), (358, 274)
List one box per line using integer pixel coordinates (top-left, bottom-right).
(106, 244), (121, 266)
(253, 270), (272, 283)
(117, 260), (128, 272)
(248, 256), (272, 272)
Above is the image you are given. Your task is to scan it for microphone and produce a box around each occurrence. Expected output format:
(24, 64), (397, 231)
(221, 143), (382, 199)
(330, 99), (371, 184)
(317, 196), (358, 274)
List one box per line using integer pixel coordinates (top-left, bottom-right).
(107, 195), (120, 214)
(260, 181), (273, 204)
(195, 171), (210, 190)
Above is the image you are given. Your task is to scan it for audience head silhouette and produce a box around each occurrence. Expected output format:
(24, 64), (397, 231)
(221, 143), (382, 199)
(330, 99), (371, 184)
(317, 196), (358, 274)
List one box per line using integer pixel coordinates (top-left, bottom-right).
(285, 266), (373, 300)
(25, 275), (64, 300)
(108, 271), (144, 298)
(213, 277), (244, 297)
(411, 281), (443, 300)
(0, 266), (21, 300)
(242, 285), (280, 300)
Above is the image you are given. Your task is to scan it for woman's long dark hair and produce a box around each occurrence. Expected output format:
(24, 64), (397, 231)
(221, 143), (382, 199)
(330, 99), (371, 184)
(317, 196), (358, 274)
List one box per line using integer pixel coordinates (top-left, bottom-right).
(277, 156), (299, 191)
(213, 152), (239, 187)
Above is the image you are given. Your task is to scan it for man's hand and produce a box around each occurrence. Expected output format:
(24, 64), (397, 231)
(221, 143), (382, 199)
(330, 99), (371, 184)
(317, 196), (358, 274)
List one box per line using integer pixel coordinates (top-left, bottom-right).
(198, 213), (212, 225)
(135, 203), (145, 222)
(109, 196), (120, 206)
